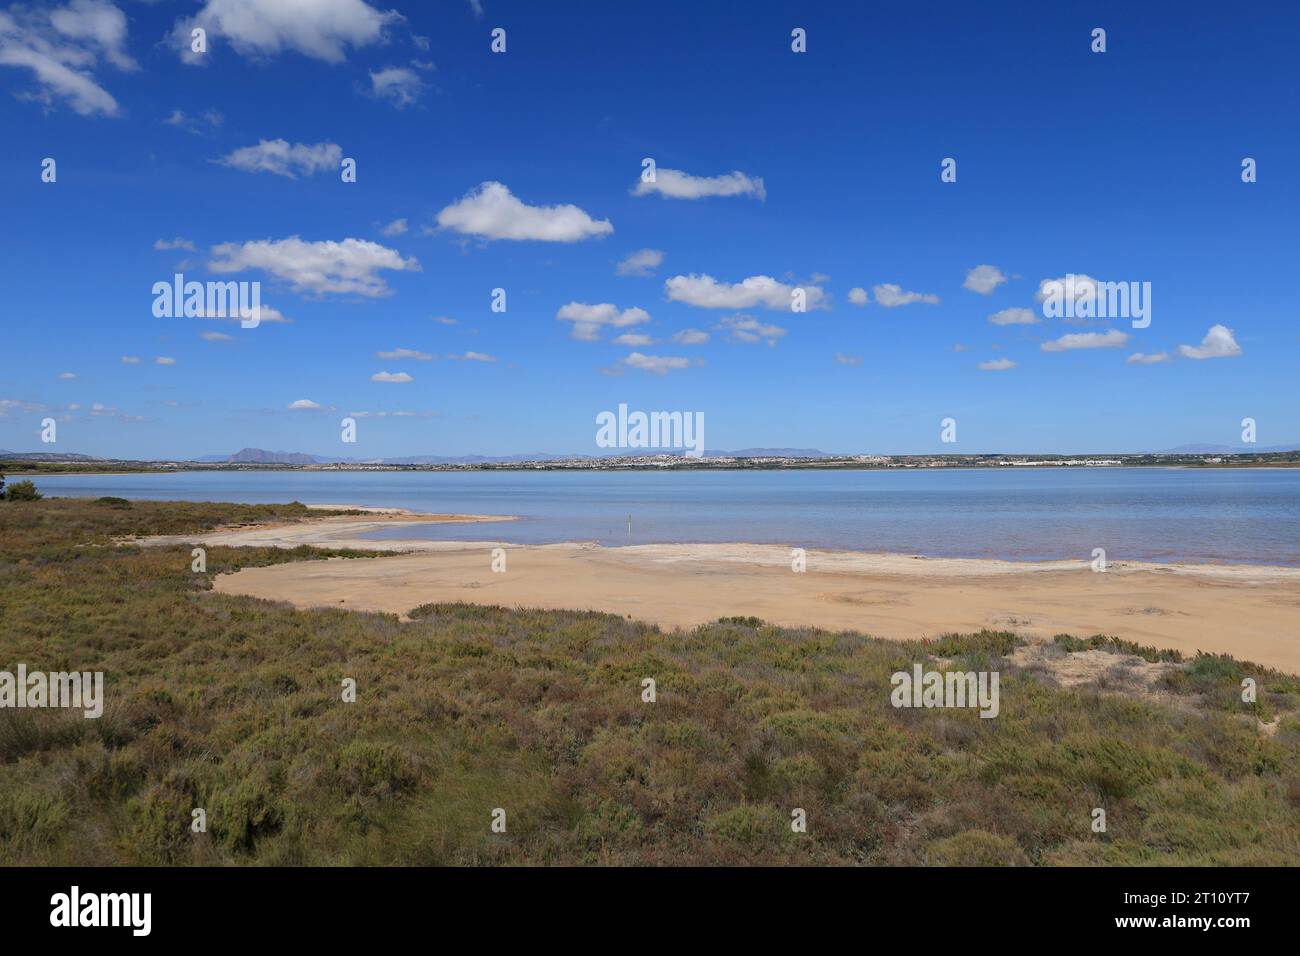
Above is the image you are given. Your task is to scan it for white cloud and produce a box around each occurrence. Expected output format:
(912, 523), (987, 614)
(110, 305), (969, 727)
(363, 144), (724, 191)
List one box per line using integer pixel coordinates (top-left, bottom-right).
(834, 352), (863, 367)
(612, 333), (654, 346)
(988, 307), (1038, 326)
(371, 371), (412, 383)
(963, 264), (1008, 295)
(978, 358), (1016, 371)
(715, 314), (785, 346)
(1036, 273), (1099, 308)
(215, 139), (342, 178)
(450, 351), (495, 362)
(173, 0), (398, 65)
(196, 303), (290, 324)
(377, 347), (431, 360)
(0, 0), (137, 116)
(120, 355), (139, 364)
(1178, 324), (1241, 360)
(368, 66), (425, 107)
(58, 371), (77, 379)
(380, 218), (408, 237)
(664, 274), (826, 311)
(154, 237), (196, 251)
(1040, 329), (1129, 352)
(436, 182), (612, 242)
(633, 168), (765, 201)
(208, 237), (420, 297)
(616, 248), (664, 277)
(848, 287), (869, 306)
(430, 315), (457, 325)
(200, 331), (233, 342)
(288, 399), (322, 409)
(155, 356), (176, 365)
(672, 328), (709, 345)
(1126, 352), (1170, 365)
(556, 302), (650, 341)
(163, 108), (223, 134)
(467, 0), (484, 18)
(873, 283), (939, 307)
(623, 352), (690, 375)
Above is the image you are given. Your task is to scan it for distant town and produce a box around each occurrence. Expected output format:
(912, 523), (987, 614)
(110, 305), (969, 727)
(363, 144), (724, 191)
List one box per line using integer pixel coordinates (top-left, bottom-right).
(4, 446), (1300, 474)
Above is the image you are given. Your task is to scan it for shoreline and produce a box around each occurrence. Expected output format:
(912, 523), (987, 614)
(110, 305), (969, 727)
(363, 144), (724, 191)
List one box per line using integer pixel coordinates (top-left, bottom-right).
(140, 511), (1300, 673)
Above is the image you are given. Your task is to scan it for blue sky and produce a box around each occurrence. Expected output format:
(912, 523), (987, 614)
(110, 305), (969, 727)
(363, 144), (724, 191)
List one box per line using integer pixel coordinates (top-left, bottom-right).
(1, 0), (1297, 459)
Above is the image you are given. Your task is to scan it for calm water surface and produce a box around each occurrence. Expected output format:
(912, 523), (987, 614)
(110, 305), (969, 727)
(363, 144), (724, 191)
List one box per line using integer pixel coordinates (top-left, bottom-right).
(27, 467), (1300, 566)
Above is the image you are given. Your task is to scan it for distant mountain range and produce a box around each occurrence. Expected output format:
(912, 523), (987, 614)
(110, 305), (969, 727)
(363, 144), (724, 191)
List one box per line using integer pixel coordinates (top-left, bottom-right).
(0, 450), (105, 462)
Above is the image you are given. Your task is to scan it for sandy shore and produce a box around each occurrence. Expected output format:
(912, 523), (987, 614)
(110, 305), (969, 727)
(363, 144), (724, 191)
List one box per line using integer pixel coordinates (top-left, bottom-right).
(145, 515), (1300, 673)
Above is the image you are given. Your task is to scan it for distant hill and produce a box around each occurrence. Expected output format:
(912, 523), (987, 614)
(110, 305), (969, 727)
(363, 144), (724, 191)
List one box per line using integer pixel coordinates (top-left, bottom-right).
(1162, 443), (1300, 454)
(220, 448), (328, 465)
(0, 450), (105, 462)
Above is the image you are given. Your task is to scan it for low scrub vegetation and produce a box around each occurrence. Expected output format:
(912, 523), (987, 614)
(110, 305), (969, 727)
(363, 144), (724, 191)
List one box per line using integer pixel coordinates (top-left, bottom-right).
(0, 499), (1295, 865)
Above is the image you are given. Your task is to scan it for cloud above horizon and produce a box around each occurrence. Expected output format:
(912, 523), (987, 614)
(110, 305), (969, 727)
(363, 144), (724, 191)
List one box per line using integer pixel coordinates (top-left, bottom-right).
(616, 248), (664, 277)
(665, 274), (826, 311)
(873, 283), (939, 307)
(1041, 329), (1129, 352)
(0, 0), (137, 116)
(963, 264), (1008, 295)
(207, 236), (420, 297)
(1178, 324), (1241, 359)
(556, 302), (650, 341)
(215, 139), (342, 178)
(436, 182), (613, 242)
(173, 0), (399, 65)
(633, 168), (765, 201)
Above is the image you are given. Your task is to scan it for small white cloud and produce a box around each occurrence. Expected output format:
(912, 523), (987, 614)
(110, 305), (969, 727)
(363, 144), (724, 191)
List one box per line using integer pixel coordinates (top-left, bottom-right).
(371, 371), (413, 383)
(873, 283), (939, 307)
(1126, 352), (1170, 365)
(616, 248), (664, 277)
(1040, 329), (1129, 352)
(380, 218), (408, 237)
(215, 140), (342, 178)
(834, 353), (863, 367)
(963, 264), (1008, 295)
(208, 237), (419, 297)
(556, 302), (650, 341)
(436, 181), (612, 242)
(430, 315), (457, 325)
(1178, 324), (1241, 360)
(715, 314), (786, 346)
(154, 356), (176, 365)
(120, 355), (140, 364)
(988, 307), (1038, 326)
(200, 331), (233, 342)
(368, 66), (425, 108)
(173, 0), (399, 65)
(978, 358), (1016, 371)
(1035, 274), (1099, 308)
(450, 351), (496, 362)
(633, 168), (765, 201)
(848, 287), (869, 306)
(612, 333), (654, 346)
(58, 371), (77, 379)
(623, 352), (690, 375)
(665, 274), (826, 311)
(672, 328), (709, 345)
(154, 237), (197, 251)
(377, 348), (432, 360)
(288, 399), (322, 410)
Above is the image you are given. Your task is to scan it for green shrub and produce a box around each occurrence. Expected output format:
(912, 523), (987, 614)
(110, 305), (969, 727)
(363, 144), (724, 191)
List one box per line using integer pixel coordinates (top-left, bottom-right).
(4, 480), (41, 502)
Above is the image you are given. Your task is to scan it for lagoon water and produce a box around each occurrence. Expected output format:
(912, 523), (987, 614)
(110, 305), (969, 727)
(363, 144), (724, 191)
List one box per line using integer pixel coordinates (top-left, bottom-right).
(26, 467), (1300, 566)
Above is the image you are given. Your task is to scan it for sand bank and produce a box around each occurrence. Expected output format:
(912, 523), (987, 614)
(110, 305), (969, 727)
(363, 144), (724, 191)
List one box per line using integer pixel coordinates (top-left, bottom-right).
(146, 517), (1300, 673)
